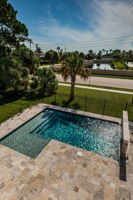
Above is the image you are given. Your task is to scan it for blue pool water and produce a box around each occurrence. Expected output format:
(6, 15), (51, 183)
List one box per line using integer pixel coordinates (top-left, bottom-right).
(0, 109), (121, 160)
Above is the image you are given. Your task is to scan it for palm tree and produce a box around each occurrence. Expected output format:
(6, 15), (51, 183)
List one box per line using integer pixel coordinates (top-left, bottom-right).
(57, 47), (60, 55)
(21, 67), (29, 90)
(61, 54), (91, 100)
(28, 39), (33, 50)
(102, 49), (105, 55)
(36, 68), (58, 96)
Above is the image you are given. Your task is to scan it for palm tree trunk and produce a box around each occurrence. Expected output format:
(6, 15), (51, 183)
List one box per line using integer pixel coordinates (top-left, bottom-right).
(70, 76), (75, 100)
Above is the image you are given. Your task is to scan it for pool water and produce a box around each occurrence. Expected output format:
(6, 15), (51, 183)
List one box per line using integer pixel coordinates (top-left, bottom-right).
(0, 109), (121, 160)
(93, 63), (113, 70)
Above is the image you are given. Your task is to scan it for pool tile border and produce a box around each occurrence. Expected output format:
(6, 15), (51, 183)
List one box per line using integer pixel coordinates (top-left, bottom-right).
(47, 104), (122, 124)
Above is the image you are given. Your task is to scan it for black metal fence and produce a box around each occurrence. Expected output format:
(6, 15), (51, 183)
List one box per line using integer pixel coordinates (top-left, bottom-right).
(0, 90), (132, 122)
(42, 93), (133, 121)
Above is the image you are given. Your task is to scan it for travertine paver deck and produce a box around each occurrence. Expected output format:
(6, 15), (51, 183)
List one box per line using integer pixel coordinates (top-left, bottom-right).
(0, 140), (120, 200)
(0, 103), (131, 200)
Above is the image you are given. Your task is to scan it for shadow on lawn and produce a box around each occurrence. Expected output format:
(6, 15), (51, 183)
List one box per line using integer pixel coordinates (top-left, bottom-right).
(0, 89), (55, 106)
(0, 90), (24, 106)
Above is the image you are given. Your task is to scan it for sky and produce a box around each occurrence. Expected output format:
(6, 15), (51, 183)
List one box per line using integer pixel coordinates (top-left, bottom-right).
(9, 0), (133, 52)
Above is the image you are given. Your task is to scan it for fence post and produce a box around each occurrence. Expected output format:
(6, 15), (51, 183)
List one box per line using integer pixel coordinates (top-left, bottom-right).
(85, 97), (87, 111)
(103, 99), (106, 115)
(125, 102), (128, 111)
(69, 100), (71, 108)
(54, 93), (56, 104)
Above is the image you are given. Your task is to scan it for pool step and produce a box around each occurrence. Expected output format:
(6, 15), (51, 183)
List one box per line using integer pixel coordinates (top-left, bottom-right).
(39, 116), (59, 135)
(27, 109), (51, 133)
(30, 110), (55, 134)
(38, 113), (80, 135)
(31, 112), (58, 135)
(39, 114), (58, 134)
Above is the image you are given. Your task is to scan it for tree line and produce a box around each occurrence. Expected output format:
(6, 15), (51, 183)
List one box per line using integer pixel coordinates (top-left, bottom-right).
(38, 48), (133, 65)
(0, 0), (133, 101)
(0, 0), (58, 97)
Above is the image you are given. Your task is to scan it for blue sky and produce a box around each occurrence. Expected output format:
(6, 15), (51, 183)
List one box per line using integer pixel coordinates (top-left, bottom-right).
(9, 0), (133, 52)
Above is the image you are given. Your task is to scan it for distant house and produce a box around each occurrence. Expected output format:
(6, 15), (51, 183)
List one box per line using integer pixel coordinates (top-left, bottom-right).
(34, 51), (45, 58)
(96, 57), (113, 63)
(100, 57), (113, 61)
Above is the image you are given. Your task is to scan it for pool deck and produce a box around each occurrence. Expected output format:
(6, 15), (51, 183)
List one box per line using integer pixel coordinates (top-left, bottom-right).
(0, 103), (132, 200)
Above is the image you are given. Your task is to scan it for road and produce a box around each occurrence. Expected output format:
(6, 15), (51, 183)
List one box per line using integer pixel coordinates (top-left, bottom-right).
(59, 83), (133, 95)
(56, 74), (133, 89)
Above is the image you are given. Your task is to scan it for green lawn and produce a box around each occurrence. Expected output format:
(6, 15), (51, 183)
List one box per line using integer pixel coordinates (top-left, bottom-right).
(92, 74), (133, 80)
(0, 86), (133, 124)
(113, 61), (127, 70)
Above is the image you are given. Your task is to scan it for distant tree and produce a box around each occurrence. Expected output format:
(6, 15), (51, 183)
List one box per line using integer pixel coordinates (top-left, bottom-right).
(112, 49), (121, 60)
(74, 51), (79, 56)
(110, 49), (112, 54)
(106, 50), (109, 56)
(61, 52), (72, 61)
(79, 52), (85, 59)
(61, 54), (91, 100)
(57, 46), (60, 55)
(45, 50), (59, 64)
(97, 51), (102, 59)
(88, 64), (93, 69)
(102, 49), (105, 55)
(14, 45), (40, 74)
(28, 39), (33, 50)
(111, 63), (115, 69)
(35, 44), (42, 54)
(57, 47), (63, 61)
(97, 63), (101, 67)
(85, 50), (95, 60)
(59, 49), (63, 61)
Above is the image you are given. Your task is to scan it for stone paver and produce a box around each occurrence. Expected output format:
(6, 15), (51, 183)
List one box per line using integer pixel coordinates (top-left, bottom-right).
(0, 140), (120, 200)
(0, 103), (132, 200)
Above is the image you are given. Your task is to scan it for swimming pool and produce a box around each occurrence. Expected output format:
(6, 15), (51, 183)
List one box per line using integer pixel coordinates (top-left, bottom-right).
(0, 108), (121, 160)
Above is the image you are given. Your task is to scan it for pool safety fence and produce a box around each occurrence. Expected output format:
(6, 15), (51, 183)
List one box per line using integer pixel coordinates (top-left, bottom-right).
(41, 93), (133, 120)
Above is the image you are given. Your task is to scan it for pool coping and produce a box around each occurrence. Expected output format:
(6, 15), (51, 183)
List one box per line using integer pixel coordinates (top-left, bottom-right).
(121, 111), (130, 159)
(47, 104), (122, 124)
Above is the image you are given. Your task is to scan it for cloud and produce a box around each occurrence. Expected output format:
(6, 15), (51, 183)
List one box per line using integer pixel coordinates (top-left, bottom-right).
(93, 0), (133, 38)
(31, 0), (133, 52)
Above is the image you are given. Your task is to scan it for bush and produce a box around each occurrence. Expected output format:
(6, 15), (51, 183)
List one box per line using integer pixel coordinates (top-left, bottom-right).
(36, 68), (58, 96)
(71, 103), (80, 109)
(30, 79), (38, 89)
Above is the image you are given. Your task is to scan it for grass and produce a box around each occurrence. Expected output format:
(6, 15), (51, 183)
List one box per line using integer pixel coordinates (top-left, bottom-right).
(113, 61), (127, 70)
(92, 74), (133, 79)
(59, 81), (133, 92)
(0, 86), (133, 124)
